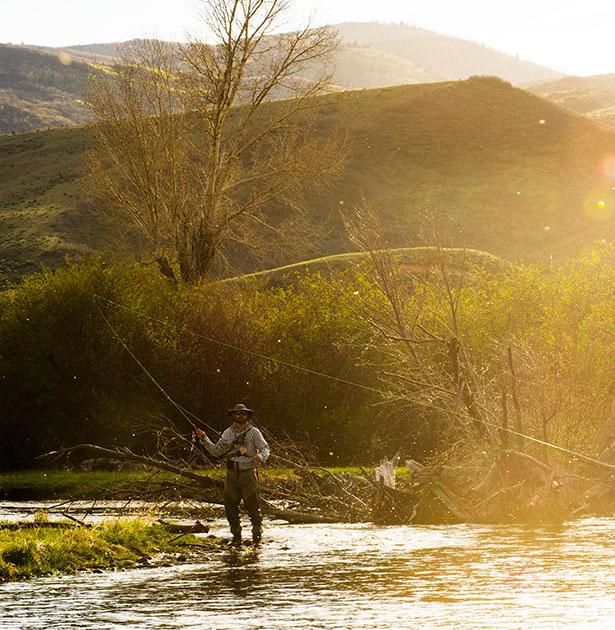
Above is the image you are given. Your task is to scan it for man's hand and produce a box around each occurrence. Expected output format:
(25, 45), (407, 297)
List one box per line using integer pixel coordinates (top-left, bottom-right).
(194, 428), (206, 440)
(253, 453), (263, 466)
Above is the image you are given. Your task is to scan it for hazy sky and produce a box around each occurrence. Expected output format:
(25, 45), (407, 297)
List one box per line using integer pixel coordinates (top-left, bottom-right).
(2, 0), (614, 76)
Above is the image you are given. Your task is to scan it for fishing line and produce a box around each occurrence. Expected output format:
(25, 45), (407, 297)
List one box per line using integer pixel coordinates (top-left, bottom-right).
(94, 294), (385, 396)
(94, 294), (615, 473)
(95, 303), (221, 437)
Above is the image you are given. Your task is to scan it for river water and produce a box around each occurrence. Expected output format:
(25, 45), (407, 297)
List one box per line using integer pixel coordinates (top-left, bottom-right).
(1, 514), (614, 629)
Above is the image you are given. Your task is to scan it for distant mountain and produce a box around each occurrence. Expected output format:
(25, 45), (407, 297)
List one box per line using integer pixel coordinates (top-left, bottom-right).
(335, 22), (562, 86)
(528, 74), (615, 129)
(2, 77), (614, 283)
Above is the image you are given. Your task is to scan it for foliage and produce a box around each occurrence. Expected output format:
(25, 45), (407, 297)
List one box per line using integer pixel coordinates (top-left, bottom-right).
(0, 258), (174, 468)
(358, 243), (615, 464)
(2, 248), (615, 469)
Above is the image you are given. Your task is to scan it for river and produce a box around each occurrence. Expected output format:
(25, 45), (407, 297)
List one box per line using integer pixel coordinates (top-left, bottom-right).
(1, 511), (614, 628)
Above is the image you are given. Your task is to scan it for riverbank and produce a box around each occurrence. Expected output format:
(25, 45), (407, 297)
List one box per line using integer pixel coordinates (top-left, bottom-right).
(0, 519), (220, 582)
(0, 468), (379, 501)
(0, 470), (195, 501)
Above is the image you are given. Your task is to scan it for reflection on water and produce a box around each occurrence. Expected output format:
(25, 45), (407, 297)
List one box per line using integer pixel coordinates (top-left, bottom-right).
(1, 518), (614, 628)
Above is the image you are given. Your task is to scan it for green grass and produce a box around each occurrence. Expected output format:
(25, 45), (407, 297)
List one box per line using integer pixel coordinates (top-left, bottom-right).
(0, 470), (187, 500)
(0, 468), (399, 500)
(221, 246), (508, 286)
(2, 76), (615, 284)
(0, 519), (209, 582)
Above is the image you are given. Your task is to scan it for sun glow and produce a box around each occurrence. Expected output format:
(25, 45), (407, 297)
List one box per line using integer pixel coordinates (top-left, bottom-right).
(601, 155), (615, 180)
(584, 195), (613, 222)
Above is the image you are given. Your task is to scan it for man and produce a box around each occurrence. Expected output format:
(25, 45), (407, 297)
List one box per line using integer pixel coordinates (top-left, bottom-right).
(195, 403), (270, 547)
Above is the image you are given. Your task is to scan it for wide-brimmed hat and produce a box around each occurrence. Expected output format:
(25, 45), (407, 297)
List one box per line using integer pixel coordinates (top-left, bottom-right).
(227, 403), (254, 416)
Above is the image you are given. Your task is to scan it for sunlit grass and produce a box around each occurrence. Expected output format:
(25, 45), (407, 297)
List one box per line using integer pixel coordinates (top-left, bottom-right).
(0, 519), (204, 582)
(0, 470), (184, 499)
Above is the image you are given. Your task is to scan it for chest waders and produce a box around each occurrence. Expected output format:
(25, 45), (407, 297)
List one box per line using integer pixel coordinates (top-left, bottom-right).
(223, 428), (263, 546)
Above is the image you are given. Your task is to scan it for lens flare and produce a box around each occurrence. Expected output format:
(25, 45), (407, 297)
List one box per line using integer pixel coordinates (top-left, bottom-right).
(57, 52), (72, 66)
(602, 155), (615, 180)
(584, 195), (613, 222)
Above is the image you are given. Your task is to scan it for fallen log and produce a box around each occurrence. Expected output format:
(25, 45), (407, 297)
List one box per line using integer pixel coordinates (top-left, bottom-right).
(43, 444), (223, 489)
(428, 481), (472, 521)
(158, 519), (210, 534)
(263, 503), (343, 524)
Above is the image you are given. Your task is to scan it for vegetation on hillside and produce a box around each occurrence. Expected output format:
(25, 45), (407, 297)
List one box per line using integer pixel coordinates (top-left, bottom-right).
(2, 77), (615, 284)
(529, 74), (615, 129)
(0, 45), (104, 134)
(328, 44), (438, 88)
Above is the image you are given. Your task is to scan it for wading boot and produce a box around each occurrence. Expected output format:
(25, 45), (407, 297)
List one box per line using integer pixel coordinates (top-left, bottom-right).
(252, 528), (262, 546)
(230, 533), (242, 548)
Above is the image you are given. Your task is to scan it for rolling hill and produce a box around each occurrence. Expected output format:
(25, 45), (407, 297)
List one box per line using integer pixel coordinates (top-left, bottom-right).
(1, 21), (563, 134)
(528, 74), (615, 130)
(0, 39), (438, 134)
(1, 76), (615, 283)
(327, 44), (438, 89)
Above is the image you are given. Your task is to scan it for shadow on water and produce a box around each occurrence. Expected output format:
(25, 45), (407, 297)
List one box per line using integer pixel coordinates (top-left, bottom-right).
(221, 549), (263, 597)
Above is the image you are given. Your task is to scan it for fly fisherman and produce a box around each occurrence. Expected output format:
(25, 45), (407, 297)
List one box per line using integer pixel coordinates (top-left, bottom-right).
(195, 403), (270, 547)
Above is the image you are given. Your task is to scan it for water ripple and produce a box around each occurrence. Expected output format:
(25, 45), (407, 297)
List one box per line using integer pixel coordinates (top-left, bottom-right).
(1, 518), (614, 628)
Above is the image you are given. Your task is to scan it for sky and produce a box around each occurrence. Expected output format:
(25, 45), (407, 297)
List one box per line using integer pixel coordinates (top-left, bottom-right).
(1, 0), (614, 76)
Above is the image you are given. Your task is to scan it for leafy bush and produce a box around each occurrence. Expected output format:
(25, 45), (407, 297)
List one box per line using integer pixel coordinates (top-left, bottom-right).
(2, 249), (615, 469)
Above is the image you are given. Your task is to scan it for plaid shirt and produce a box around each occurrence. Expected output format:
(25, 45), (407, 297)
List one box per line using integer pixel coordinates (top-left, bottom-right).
(200, 423), (270, 470)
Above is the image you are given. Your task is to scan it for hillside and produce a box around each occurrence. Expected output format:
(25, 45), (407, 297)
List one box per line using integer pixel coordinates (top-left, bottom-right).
(529, 74), (615, 129)
(0, 39), (437, 134)
(328, 44), (438, 89)
(0, 44), (100, 134)
(335, 22), (561, 85)
(1, 21), (563, 134)
(1, 77), (615, 283)
(221, 247), (508, 287)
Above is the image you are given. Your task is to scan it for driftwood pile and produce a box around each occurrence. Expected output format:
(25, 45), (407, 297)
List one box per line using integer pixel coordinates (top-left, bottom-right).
(50, 443), (615, 525)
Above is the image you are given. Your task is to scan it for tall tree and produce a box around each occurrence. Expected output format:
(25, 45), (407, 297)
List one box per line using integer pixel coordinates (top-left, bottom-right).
(86, 0), (342, 282)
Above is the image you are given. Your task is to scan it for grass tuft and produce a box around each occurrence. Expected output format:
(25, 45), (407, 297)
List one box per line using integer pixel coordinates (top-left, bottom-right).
(0, 519), (211, 582)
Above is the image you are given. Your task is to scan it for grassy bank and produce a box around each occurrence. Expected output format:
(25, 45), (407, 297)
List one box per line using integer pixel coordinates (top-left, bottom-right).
(0, 468), (387, 501)
(0, 519), (213, 582)
(0, 470), (188, 500)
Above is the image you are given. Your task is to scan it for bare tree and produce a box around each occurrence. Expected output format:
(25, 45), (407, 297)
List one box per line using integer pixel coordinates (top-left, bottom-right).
(86, 0), (343, 282)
